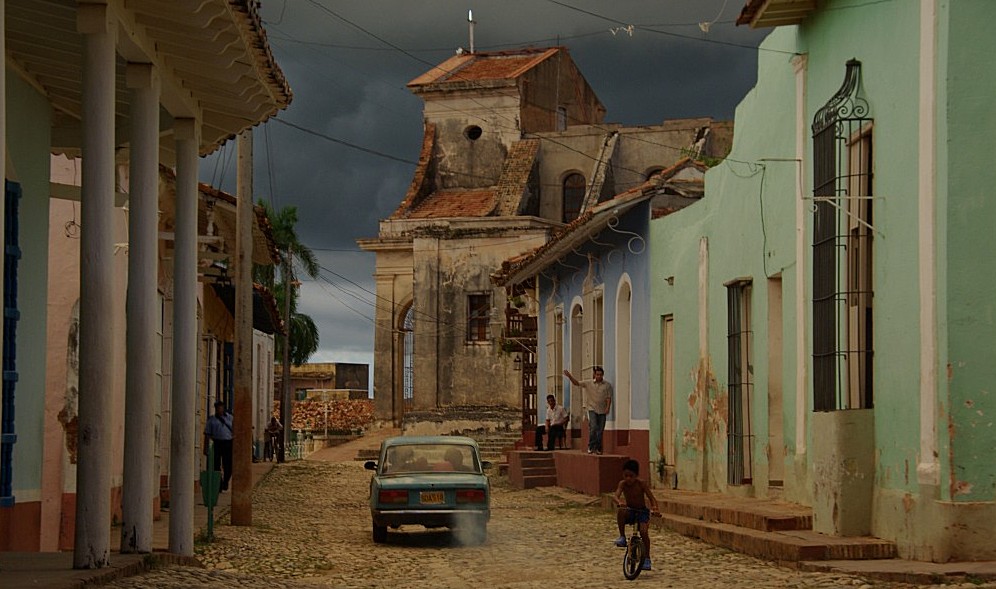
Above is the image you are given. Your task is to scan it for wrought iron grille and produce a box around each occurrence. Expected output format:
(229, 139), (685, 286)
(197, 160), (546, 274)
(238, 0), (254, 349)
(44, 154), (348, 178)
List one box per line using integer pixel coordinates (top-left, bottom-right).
(1, 181), (20, 507)
(402, 305), (414, 412)
(726, 280), (753, 486)
(812, 59), (874, 411)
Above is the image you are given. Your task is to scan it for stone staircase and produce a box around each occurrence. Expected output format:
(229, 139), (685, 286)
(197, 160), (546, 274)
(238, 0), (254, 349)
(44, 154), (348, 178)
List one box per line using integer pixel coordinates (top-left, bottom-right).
(646, 489), (897, 563)
(515, 452), (557, 488)
(473, 430), (522, 463)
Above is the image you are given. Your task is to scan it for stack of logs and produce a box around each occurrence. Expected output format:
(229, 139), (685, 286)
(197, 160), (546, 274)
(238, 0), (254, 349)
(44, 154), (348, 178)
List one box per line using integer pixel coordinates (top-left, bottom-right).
(272, 399), (375, 432)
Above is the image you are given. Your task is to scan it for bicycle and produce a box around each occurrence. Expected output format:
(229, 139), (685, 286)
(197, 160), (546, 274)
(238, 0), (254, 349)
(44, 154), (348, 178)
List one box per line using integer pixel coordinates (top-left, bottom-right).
(619, 506), (656, 580)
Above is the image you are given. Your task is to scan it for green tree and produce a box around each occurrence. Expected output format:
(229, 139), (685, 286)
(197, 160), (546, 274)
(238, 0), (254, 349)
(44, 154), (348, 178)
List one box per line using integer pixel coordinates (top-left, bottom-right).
(255, 201), (320, 365)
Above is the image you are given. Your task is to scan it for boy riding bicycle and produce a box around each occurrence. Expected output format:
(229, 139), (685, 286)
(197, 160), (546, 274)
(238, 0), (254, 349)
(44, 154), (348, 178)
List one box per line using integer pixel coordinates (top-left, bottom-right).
(614, 459), (661, 571)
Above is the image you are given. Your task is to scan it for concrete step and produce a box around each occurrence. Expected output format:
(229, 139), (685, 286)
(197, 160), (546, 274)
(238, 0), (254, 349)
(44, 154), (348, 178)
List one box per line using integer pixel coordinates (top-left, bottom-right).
(518, 456), (555, 468)
(521, 466), (556, 477)
(653, 490), (813, 532)
(658, 512), (896, 562)
(355, 449), (379, 461)
(658, 497), (812, 532)
(522, 474), (557, 488)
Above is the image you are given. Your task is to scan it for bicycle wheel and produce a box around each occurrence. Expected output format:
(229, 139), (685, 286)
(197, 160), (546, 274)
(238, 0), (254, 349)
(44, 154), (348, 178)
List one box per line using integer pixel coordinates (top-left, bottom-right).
(623, 536), (645, 580)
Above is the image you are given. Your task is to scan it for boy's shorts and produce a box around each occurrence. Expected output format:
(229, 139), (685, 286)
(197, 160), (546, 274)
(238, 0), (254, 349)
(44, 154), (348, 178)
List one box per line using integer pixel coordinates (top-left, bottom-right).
(622, 507), (650, 525)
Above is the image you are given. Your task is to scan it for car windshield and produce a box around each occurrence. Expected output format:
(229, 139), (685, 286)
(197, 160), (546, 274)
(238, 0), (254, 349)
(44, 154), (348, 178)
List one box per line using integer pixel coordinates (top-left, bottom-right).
(382, 443), (479, 474)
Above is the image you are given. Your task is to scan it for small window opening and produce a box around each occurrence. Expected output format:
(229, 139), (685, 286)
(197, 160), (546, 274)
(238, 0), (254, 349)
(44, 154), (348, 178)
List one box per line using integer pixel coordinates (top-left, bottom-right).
(464, 125), (483, 141)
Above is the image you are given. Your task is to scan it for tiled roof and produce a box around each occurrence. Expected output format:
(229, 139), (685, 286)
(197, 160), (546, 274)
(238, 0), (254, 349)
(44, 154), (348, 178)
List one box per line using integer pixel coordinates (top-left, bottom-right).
(407, 189), (497, 219)
(408, 47), (560, 88)
(493, 139), (540, 216)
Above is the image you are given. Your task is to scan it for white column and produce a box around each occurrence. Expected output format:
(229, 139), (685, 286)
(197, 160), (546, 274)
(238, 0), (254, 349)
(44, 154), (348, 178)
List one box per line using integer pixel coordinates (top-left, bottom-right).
(792, 54), (809, 457)
(697, 236), (709, 491)
(168, 118), (199, 556)
(917, 0), (939, 487)
(74, 2), (116, 569)
(121, 63), (160, 554)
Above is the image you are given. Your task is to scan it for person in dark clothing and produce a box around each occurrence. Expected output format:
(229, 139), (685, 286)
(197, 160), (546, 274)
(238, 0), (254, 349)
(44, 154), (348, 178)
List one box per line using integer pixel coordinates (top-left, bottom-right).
(203, 401), (234, 491)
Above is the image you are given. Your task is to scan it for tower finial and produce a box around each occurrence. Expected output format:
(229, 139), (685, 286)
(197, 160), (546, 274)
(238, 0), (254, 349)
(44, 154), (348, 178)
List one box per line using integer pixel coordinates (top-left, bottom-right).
(468, 10), (475, 54)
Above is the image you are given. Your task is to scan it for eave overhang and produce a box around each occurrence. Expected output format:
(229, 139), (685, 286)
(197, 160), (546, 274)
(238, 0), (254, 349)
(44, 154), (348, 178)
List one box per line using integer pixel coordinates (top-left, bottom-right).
(737, 0), (816, 28)
(8, 0), (292, 165)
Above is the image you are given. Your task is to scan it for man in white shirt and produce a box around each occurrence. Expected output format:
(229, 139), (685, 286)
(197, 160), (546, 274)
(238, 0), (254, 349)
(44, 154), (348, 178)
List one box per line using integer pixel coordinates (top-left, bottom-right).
(564, 366), (613, 454)
(535, 394), (569, 451)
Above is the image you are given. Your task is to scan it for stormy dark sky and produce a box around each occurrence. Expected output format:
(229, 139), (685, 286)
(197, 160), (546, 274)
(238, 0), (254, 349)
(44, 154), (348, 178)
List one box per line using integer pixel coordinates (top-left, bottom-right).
(199, 0), (770, 371)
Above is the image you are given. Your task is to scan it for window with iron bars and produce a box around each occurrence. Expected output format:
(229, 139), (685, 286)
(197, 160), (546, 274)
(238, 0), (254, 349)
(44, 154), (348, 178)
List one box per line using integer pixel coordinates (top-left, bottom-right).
(726, 279), (753, 485)
(812, 59), (874, 412)
(466, 293), (491, 342)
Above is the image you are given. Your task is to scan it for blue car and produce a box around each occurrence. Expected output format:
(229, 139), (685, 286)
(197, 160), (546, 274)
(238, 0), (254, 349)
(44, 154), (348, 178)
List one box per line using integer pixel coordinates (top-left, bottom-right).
(364, 436), (491, 544)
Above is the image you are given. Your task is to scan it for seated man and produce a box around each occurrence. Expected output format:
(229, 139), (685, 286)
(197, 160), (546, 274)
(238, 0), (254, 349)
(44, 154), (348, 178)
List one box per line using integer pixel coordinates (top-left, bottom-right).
(535, 394), (569, 450)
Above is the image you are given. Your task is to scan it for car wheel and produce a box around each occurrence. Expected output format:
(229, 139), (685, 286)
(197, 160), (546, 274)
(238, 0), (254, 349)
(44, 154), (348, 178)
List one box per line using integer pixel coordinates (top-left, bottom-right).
(372, 522), (387, 543)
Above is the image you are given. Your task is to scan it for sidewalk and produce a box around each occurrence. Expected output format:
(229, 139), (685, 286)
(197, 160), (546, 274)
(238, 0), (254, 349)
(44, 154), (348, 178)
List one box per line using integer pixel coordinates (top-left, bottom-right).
(1, 460), (275, 589)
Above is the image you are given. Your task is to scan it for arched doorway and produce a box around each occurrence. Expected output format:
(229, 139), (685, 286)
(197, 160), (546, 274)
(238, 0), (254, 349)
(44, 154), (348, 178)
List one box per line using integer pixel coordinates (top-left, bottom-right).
(615, 279), (632, 446)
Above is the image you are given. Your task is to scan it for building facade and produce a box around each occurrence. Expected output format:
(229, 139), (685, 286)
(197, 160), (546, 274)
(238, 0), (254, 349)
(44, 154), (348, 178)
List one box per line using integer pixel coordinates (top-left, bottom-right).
(646, 0), (996, 562)
(360, 47), (731, 434)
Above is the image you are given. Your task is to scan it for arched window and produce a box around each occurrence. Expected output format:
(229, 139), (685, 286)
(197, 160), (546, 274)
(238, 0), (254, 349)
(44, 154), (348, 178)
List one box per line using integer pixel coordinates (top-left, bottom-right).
(562, 173), (585, 223)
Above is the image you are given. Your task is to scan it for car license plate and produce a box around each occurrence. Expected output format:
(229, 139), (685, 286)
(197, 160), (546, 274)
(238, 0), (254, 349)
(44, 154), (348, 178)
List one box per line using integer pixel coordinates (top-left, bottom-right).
(420, 491), (444, 505)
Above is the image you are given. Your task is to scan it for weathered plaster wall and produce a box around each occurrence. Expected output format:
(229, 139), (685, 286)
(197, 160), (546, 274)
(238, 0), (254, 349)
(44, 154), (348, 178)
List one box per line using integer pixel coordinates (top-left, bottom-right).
(534, 125), (614, 221)
(0, 73), (54, 551)
(811, 410), (875, 536)
(648, 25), (799, 498)
(412, 230), (546, 410)
(422, 93), (521, 186)
(937, 0), (996, 505)
(519, 52), (604, 131)
(534, 122), (724, 223)
(367, 245), (414, 422)
(648, 0), (996, 560)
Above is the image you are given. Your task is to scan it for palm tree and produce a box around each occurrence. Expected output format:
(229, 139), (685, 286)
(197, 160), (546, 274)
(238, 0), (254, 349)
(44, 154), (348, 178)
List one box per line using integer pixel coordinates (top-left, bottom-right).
(255, 201), (320, 363)
(256, 201), (320, 460)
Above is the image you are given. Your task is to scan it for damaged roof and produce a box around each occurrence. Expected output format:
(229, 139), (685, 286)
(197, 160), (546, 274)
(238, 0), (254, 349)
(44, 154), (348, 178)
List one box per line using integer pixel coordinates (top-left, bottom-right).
(408, 47), (562, 89)
(493, 158), (707, 286)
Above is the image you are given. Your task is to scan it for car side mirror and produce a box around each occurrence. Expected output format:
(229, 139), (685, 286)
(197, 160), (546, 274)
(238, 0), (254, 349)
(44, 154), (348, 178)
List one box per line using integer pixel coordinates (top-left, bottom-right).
(481, 460), (493, 470)
(364, 461), (378, 471)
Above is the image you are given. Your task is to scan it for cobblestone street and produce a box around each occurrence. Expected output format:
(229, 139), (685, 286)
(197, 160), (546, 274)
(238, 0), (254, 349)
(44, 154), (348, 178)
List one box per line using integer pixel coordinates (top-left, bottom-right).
(92, 454), (996, 589)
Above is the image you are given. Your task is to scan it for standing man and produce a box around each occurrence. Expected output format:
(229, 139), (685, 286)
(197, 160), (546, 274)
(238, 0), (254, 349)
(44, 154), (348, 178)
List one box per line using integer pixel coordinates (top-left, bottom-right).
(535, 394), (569, 451)
(563, 366), (613, 454)
(204, 401), (234, 492)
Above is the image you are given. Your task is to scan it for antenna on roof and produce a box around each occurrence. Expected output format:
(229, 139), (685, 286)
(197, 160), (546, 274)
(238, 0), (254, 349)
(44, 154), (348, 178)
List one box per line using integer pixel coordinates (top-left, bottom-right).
(468, 9), (475, 54)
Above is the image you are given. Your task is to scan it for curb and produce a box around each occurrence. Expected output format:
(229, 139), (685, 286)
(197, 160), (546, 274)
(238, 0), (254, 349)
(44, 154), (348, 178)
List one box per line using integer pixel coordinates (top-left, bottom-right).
(72, 553), (202, 588)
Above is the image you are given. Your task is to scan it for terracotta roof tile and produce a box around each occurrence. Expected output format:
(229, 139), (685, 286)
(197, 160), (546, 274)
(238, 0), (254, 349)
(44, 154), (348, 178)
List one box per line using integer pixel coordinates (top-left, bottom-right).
(407, 189), (497, 219)
(408, 48), (559, 88)
(493, 139), (540, 216)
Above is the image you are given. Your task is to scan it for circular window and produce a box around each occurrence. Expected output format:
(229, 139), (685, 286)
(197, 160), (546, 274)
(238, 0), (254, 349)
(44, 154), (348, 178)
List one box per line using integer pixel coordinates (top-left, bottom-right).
(464, 125), (483, 141)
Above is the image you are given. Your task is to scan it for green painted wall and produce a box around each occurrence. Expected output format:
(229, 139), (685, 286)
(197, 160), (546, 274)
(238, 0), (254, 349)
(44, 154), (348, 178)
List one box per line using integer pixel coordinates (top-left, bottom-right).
(649, 25), (801, 493)
(648, 0), (996, 557)
(6, 72), (53, 495)
(802, 0), (924, 498)
(940, 0), (996, 502)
